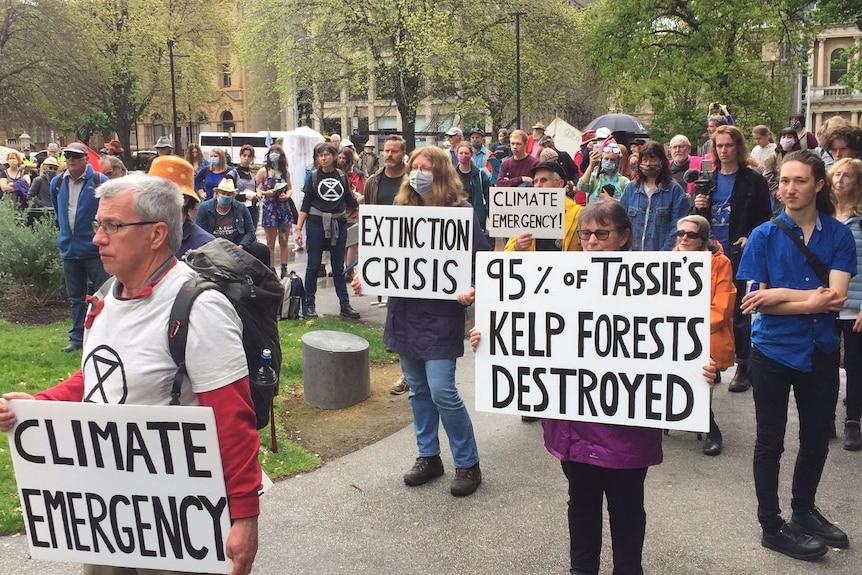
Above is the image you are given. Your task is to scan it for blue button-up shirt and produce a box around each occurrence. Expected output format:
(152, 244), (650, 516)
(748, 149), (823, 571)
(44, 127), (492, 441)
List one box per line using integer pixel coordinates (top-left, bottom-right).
(737, 211), (856, 371)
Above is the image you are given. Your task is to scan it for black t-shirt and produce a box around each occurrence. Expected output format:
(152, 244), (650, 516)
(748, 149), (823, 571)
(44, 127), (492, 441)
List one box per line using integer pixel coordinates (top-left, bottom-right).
(671, 158), (691, 189)
(457, 168), (473, 203)
(213, 208), (241, 244)
(376, 173), (402, 206)
(301, 169), (358, 222)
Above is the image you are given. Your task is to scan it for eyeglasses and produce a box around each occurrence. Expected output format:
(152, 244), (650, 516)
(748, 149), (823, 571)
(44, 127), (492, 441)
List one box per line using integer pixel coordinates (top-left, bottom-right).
(66, 153), (86, 159)
(675, 230), (705, 240)
(576, 229), (616, 241)
(92, 220), (159, 234)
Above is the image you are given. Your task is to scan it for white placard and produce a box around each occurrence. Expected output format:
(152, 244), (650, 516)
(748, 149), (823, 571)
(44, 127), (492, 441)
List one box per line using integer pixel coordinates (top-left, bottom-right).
(474, 251), (712, 432)
(488, 187), (566, 239)
(359, 204), (474, 300)
(7, 401), (232, 573)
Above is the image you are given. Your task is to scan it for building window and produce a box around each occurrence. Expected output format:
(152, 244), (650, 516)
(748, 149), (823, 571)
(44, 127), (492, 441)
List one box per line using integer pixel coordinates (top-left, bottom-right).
(220, 111), (235, 132)
(830, 49), (847, 85)
(221, 64), (232, 88)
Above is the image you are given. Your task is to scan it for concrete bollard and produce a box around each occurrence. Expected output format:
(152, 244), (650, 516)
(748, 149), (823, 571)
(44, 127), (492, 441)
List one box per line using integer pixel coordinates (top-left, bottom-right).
(301, 330), (371, 409)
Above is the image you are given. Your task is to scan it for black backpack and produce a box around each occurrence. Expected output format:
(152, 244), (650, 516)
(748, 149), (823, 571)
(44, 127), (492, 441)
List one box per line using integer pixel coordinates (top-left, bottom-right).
(169, 239), (284, 432)
(280, 270), (305, 320)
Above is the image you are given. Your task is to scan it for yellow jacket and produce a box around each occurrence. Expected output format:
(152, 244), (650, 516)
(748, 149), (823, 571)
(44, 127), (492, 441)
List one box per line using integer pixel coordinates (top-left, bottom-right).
(504, 196), (581, 252)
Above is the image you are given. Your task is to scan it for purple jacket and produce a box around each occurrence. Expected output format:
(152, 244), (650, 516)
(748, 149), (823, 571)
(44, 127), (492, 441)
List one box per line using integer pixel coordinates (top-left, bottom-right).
(543, 420), (663, 470)
(383, 201), (490, 360)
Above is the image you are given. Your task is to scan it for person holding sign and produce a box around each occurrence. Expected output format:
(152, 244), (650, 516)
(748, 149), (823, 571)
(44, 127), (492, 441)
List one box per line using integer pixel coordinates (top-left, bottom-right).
(0, 175), (262, 575)
(353, 145), (490, 496)
(505, 161), (580, 252)
(295, 142), (361, 320)
(738, 151), (855, 561)
(674, 215), (736, 456)
(471, 200), (717, 575)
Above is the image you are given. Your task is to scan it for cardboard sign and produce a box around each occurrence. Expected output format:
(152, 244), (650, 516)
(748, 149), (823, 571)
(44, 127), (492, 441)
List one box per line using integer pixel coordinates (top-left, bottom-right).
(488, 187), (566, 239)
(7, 401), (232, 573)
(474, 251), (712, 432)
(359, 204), (474, 300)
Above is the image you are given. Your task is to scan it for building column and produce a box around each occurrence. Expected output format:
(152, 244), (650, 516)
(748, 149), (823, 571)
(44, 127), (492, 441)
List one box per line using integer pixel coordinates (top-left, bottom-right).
(852, 111), (860, 127)
(816, 37), (826, 86)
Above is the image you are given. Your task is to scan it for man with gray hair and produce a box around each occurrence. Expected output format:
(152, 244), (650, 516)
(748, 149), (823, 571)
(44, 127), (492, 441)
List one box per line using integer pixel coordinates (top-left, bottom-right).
(0, 174), (262, 575)
(99, 154), (127, 179)
(669, 134), (702, 194)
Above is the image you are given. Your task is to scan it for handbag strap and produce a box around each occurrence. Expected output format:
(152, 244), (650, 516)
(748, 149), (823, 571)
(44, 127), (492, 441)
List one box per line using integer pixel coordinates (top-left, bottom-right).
(772, 217), (830, 286)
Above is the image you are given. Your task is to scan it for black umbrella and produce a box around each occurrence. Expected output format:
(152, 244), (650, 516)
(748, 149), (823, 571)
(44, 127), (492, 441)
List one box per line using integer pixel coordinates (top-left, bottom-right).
(584, 114), (649, 138)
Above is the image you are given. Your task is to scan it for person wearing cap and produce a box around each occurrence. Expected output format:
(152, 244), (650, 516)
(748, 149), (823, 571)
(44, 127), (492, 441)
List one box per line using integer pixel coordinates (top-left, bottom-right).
(146, 136), (173, 173)
(506, 161), (580, 253)
(538, 134), (578, 184)
(21, 146), (34, 163)
(196, 177), (270, 266)
(51, 141), (111, 352)
(576, 129), (597, 176)
(359, 140), (379, 179)
(496, 129), (538, 188)
(149, 155), (215, 259)
(468, 128), (492, 176)
(445, 127), (463, 166)
(28, 157), (59, 209)
(526, 122), (546, 159)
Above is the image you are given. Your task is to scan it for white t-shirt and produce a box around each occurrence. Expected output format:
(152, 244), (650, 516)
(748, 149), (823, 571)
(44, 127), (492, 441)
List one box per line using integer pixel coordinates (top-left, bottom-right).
(751, 143), (777, 170)
(81, 262), (247, 406)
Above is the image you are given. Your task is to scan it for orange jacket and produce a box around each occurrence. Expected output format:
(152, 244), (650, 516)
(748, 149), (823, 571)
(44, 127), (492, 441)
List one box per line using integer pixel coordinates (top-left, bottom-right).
(709, 241), (736, 368)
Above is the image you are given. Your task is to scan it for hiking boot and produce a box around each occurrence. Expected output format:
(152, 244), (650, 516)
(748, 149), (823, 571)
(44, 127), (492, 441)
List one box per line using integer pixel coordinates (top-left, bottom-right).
(340, 305), (360, 320)
(844, 420), (862, 451)
(305, 304), (318, 318)
(450, 462), (482, 496)
(728, 363), (751, 392)
(403, 455), (444, 486)
(390, 376), (409, 395)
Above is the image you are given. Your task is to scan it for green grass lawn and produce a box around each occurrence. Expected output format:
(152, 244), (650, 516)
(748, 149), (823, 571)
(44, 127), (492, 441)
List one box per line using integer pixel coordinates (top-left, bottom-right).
(0, 317), (394, 535)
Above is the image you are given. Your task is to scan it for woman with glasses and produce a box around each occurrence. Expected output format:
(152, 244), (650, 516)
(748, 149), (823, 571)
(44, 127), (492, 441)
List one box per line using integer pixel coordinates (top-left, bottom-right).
(674, 215), (735, 456)
(470, 200), (716, 575)
(577, 142), (630, 204)
(619, 141), (690, 251)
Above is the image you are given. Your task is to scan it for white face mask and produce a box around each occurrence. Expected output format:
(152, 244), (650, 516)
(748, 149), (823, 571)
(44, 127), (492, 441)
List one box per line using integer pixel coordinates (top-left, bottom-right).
(409, 169), (434, 197)
(779, 138), (795, 151)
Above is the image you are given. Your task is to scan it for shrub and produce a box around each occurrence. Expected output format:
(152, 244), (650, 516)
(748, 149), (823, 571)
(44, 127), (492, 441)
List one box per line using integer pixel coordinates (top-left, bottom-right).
(0, 198), (64, 306)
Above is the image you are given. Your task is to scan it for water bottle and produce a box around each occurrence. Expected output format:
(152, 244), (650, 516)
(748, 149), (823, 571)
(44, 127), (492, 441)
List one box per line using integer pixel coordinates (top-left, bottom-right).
(251, 349), (278, 429)
(747, 281), (760, 317)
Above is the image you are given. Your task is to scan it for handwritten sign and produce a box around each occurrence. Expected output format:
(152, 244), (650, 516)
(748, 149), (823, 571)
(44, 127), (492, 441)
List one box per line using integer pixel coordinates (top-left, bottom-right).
(359, 204), (474, 300)
(7, 401), (231, 573)
(474, 251), (711, 432)
(488, 187), (566, 239)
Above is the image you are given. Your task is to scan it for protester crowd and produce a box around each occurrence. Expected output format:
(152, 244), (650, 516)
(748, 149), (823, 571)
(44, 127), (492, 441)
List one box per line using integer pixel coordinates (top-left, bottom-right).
(0, 110), (861, 575)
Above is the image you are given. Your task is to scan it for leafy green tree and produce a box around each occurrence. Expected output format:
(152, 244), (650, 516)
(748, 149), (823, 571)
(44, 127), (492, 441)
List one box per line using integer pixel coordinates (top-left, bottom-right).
(577, 0), (812, 144)
(810, 0), (862, 90)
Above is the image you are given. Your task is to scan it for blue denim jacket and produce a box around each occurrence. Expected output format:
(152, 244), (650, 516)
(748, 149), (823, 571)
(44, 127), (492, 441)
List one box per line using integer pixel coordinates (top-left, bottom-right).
(619, 179), (691, 251)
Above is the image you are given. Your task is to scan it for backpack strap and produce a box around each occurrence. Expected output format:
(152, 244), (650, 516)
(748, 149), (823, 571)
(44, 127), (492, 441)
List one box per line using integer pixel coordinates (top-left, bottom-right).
(167, 279), (212, 406)
(772, 217), (830, 286)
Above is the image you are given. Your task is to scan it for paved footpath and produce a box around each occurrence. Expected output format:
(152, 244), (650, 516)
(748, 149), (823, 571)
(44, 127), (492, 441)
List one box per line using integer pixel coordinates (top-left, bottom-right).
(2, 274), (861, 573)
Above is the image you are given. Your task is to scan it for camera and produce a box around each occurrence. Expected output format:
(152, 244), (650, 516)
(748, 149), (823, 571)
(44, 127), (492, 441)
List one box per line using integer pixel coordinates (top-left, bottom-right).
(711, 102), (721, 110)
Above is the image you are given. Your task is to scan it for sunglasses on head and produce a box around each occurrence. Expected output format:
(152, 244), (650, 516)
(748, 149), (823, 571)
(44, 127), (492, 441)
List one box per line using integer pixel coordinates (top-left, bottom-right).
(676, 231), (704, 240)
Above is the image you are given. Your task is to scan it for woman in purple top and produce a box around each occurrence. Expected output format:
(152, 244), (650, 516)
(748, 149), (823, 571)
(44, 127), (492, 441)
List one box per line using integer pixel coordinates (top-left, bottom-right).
(471, 200), (716, 575)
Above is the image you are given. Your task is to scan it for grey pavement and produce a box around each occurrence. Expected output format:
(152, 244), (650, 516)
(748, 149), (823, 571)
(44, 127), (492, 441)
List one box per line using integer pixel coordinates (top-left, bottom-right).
(2, 251), (862, 573)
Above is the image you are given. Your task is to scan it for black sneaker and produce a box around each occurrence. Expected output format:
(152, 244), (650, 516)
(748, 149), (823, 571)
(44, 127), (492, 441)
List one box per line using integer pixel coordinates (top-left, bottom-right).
(844, 420), (862, 451)
(450, 462), (482, 496)
(340, 305), (360, 320)
(305, 304), (318, 318)
(790, 508), (849, 548)
(762, 523), (828, 560)
(403, 455), (444, 486)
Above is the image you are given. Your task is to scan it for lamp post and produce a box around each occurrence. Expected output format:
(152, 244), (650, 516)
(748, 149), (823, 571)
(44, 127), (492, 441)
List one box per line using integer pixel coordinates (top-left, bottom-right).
(513, 12), (525, 130)
(168, 39), (180, 155)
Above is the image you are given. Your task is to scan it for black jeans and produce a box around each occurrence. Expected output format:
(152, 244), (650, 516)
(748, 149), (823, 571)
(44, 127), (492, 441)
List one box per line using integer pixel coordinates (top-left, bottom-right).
(561, 461), (648, 575)
(750, 346), (838, 533)
(841, 320), (862, 422)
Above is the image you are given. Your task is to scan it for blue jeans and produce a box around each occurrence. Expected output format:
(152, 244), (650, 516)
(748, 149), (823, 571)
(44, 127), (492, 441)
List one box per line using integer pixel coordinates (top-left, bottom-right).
(400, 356), (479, 469)
(303, 218), (349, 308)
(62, 257), (110, 346)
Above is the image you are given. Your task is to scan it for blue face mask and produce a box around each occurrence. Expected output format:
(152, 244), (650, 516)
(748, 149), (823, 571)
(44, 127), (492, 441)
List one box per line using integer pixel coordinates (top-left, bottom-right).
(409, 169), (434, 197)
(209, 157), (220, 167)
(269, 153), (281, 165)
(217, 194), (232, 207)
(601, 160), (617, 173)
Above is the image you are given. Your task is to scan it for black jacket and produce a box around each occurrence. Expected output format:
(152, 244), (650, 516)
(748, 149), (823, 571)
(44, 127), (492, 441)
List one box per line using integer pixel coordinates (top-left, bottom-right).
(693, 166), (771, 266)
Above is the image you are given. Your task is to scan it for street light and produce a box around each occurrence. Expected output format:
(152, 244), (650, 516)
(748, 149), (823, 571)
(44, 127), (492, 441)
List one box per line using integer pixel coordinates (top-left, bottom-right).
(168, 39), (180, 155)
(513, 12), (525, 130)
